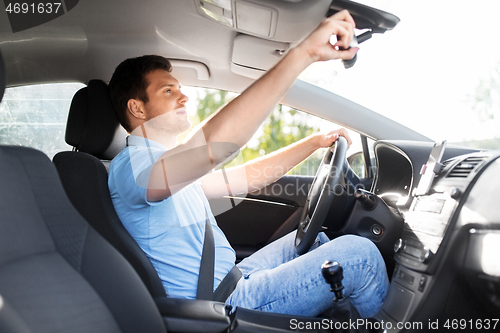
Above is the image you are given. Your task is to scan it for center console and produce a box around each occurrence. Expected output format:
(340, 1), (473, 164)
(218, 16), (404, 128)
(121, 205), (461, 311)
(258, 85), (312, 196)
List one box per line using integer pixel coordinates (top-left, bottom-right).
(378, 141), (492, 330)
(394, 192), (458, 271)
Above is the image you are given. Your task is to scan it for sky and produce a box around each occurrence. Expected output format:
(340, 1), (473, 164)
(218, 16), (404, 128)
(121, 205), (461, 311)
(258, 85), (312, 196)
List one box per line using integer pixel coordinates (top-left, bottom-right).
(299, 0), (500, 143)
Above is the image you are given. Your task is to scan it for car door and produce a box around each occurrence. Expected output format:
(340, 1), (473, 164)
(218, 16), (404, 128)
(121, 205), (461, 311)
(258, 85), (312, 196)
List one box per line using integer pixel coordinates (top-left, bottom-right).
(210, 175), (313, 260)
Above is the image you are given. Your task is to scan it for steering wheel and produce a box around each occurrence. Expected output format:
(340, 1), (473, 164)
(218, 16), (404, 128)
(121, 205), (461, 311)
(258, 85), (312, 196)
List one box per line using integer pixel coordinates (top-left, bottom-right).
(295, 136), (349, 255)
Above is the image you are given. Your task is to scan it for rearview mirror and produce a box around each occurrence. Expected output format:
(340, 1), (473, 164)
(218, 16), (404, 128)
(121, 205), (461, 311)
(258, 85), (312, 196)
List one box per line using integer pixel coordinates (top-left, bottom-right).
(328, 0), (400, 69)
(328, 0), (400, 33)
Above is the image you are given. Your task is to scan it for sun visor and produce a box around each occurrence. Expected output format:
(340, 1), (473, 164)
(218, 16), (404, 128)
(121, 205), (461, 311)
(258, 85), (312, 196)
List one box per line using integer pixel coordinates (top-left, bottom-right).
(231, 35), (289, 79)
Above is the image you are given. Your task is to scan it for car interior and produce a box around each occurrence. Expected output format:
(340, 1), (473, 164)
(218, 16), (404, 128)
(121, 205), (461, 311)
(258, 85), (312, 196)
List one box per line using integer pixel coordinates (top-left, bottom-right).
(1, 0), (500, 332)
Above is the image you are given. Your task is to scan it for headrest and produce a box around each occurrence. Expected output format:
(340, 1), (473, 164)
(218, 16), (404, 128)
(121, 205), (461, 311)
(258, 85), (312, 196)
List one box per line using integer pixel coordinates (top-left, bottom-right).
(0, 50), (5, 103)
(65, 80), (127, 160)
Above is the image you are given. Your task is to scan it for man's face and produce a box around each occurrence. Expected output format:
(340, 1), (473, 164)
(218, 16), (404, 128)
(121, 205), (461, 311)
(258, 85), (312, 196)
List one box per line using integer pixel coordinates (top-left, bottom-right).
(141, 69), (191, 136)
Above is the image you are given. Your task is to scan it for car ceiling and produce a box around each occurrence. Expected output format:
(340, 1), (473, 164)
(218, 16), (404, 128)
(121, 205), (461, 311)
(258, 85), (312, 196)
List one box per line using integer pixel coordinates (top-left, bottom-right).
(0, 0), (331, 92)
(0, 0), (431, 142)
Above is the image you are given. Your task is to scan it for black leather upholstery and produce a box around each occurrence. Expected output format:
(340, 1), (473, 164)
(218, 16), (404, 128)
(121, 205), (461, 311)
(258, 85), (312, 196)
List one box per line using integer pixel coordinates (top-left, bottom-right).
(53, 79), (167, 297)
(64, 80), (127, 160)
(0, 146), (166, 333)
(53, 151), (167, 297)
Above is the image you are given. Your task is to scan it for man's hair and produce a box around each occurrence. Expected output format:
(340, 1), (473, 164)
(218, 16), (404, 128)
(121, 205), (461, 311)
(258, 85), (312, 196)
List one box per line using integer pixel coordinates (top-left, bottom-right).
(108, 55), (172, 132)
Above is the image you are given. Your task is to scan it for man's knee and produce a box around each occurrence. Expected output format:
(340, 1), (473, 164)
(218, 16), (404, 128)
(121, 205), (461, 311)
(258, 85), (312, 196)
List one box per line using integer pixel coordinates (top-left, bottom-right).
(330, 234), (383, 263)
(343, 234), (378, 251)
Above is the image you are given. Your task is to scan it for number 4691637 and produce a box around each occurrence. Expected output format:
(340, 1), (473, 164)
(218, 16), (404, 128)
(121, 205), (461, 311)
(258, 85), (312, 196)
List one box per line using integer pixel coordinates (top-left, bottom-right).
(5, 2), (62, 14)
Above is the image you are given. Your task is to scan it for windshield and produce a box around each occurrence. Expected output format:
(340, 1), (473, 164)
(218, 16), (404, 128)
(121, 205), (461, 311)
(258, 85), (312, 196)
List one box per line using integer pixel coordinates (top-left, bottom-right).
(298, 0), (500, 149)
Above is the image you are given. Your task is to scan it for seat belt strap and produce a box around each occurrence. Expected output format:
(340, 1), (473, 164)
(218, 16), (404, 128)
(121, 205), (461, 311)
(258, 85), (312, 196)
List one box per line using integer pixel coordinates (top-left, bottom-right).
(197, 208), (242, 302)
(213, 265), (242, 302)
(196, 210), (215, 300)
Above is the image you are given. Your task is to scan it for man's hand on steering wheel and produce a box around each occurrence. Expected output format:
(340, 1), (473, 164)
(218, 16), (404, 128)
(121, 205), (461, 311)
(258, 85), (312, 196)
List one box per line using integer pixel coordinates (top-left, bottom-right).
(314, 128), (353, 150)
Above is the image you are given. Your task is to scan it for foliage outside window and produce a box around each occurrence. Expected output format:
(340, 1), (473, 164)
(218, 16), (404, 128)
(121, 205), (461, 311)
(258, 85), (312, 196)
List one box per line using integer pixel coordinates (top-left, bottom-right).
(349, 152), (366, 179)
(0, 83), (84, 159)
(182, 88), (348, 176)
(467, 63), (500, 149)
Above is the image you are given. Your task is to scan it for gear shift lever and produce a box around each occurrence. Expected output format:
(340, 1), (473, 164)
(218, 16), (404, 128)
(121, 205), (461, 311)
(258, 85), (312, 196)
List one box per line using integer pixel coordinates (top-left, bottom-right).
(321, 260), (345, 301)
(322, 261), (369, 333)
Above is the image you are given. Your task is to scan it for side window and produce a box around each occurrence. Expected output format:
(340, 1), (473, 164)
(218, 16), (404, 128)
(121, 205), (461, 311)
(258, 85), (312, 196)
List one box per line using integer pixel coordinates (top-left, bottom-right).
(182, 86), (362, 176)
(346, 137), (377, 179)
(348, 152), (366, 178)
(367, 137), (376, 178)
(0, 83), (84, 159)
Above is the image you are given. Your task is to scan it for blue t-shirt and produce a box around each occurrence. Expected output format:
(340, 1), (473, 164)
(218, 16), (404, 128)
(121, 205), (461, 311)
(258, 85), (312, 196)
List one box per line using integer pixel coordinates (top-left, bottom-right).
(108, 135), (236, 299)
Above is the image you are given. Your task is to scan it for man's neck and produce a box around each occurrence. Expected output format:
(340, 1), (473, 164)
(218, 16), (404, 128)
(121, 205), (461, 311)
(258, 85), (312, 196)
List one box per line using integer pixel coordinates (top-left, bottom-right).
(130, 124), (178, 150)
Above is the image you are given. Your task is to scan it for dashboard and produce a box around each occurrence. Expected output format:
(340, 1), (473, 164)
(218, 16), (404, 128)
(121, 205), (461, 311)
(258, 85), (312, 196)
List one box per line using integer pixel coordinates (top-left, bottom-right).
(371, 140), (500, 331)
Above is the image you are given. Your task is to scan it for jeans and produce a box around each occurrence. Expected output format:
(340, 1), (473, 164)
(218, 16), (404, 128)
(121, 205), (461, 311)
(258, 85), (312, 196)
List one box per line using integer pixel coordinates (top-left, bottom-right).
(226, 231), (389, 318)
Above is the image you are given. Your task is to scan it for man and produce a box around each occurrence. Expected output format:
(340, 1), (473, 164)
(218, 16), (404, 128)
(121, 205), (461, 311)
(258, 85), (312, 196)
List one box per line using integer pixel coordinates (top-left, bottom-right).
(108, 10), (389, 317)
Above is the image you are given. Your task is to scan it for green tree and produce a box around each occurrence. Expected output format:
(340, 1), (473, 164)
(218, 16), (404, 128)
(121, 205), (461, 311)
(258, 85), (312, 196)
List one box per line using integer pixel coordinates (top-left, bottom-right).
(465, 62), (500, 149)
(473, 64), (500, 121)
(190, 88), (322, 175)
(195, 89), (230, 122)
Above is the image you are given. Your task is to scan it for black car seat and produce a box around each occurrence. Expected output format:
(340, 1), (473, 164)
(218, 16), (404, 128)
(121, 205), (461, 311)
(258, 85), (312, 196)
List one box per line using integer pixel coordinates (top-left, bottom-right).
(0, 146), (167, 333)
(0, 55), (166, 333)
(52, 80), (167, 298)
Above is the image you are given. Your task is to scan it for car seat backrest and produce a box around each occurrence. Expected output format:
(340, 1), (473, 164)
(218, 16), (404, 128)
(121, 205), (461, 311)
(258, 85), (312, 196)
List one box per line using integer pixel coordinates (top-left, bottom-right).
(64, 80), (127, 161)
(53, 80), (167, 297)
(0, 146), (165, 333)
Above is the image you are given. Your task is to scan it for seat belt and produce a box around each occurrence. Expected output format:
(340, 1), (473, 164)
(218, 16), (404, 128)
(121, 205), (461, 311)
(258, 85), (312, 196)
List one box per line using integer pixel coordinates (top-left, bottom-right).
(196, 210), (242, 302)
(196, 215), (215, 300)
(213, 265), (242, 302)
(141, 135), (240, 300)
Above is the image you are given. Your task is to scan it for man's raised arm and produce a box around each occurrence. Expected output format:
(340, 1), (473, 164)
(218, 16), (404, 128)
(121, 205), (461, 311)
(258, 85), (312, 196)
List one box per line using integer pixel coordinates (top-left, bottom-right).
(147, 11), (358, 202)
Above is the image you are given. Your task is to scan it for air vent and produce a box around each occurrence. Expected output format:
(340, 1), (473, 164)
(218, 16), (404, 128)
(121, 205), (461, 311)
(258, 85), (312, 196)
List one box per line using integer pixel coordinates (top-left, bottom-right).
(441, 159), (453, 171)
(447, 156), (486, 178)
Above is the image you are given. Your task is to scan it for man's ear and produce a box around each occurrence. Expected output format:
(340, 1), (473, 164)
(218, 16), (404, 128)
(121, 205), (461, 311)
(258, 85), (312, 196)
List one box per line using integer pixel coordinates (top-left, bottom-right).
(127, 98), (146, 120)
